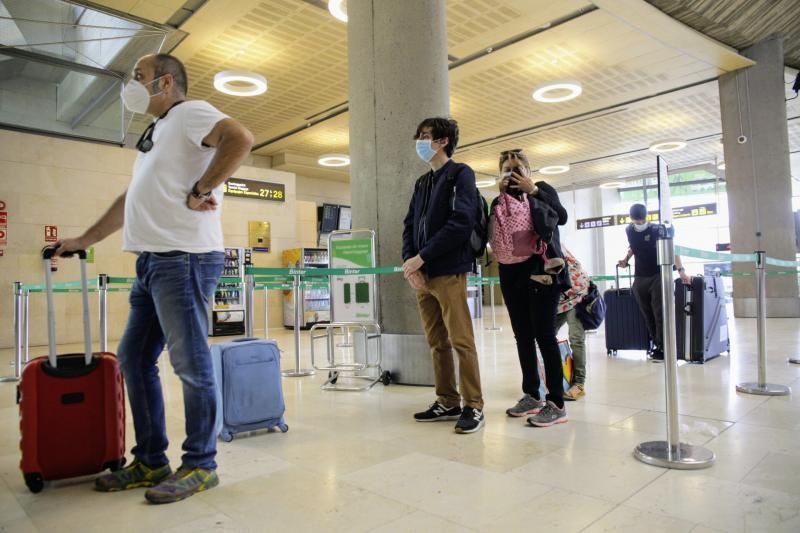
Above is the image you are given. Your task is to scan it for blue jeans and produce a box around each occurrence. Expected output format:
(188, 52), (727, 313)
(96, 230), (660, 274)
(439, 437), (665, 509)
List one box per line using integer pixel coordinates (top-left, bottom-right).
(118, 251), (224, 470)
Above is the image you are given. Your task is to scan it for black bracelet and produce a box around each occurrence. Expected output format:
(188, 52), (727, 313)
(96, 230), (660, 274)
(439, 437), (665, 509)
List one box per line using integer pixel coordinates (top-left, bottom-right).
(191, 181), (212, 199)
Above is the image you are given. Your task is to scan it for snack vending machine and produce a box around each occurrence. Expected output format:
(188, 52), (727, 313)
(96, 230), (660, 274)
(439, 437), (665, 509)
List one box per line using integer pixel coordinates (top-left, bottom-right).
(208, 247), (250, 336)
(282, 247), (330, 329)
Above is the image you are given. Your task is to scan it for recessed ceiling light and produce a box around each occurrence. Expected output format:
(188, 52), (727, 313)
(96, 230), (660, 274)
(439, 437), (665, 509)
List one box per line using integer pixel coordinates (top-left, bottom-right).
(328, 0), (347, 22)
(599, 181), (625, 189)
(717, 162), (726, 170)
(539, 164), (570, 174)
(476, 179), (496, 188)
(648, 139), (687, 153)
(214, 71), (267, 96)
(531, 80), (582, 103)
(318, 154), (350, 167)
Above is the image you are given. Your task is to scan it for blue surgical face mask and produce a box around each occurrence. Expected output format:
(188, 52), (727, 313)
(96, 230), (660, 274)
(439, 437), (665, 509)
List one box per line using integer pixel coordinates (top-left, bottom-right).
(416, 139), (438, 162)
(633, 222), (649, 232)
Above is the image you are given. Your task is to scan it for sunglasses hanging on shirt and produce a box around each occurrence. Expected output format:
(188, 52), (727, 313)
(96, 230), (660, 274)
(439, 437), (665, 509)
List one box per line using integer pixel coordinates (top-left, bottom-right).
(134, 100), (186, 153)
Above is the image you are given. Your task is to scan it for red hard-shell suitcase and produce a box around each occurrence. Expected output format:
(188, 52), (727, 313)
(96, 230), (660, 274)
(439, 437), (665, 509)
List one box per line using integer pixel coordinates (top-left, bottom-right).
(18, 248), (126, 493)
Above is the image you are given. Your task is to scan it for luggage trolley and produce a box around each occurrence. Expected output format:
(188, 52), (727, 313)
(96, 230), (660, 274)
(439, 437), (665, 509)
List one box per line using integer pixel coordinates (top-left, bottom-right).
(309, 230), (391, 391)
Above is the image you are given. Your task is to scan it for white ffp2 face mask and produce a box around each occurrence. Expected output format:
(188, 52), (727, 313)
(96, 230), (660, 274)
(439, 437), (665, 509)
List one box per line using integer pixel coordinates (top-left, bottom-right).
(633, 222), (649, 232)
(121, 76), (164, 114)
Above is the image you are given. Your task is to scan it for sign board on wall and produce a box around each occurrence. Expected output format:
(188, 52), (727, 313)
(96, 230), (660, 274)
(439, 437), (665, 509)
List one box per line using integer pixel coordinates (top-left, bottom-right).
(223, 178), (285, 202)
(248, 221), (271, 252)
(0, 200), (7, 248)
(44, 225), (58, 242)
(578, 203), (718, 230)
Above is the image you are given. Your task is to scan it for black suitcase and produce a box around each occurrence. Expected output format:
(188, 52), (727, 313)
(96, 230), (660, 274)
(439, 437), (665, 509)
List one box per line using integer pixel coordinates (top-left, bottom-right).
(604, 265), (652, 356)
(674, 275), (729, 363)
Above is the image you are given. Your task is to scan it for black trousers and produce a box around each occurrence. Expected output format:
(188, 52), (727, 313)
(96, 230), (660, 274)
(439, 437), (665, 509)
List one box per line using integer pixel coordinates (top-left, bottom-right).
(632, 274), (663, 350)
(499, 265), (564, 407)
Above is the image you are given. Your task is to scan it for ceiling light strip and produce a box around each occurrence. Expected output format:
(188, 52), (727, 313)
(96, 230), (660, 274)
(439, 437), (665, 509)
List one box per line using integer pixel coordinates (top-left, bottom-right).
(447, 6), (597, 69)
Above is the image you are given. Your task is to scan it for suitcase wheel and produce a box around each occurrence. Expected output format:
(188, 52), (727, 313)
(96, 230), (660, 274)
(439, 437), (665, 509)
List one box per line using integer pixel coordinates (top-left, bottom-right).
(221, 432), (234, 443)
(278, 423), (289, 433)
(104, 457), (127, 472)
(328, 371), (338, 384)
(24, 473), (44, 493)
(607, 350), (617, 357)
(380, 371), (392, 386)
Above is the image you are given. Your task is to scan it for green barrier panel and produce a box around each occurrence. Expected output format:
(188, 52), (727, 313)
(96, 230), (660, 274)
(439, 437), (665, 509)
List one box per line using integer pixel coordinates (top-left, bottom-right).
(26, 287), (98, 293)
(246, 266), (404, 276)
(23, 280), (85, 291)
(253, 275), (293, 283)
(106, 287), (132, 292)
(254, 283), (294, 291)
(590, 275), (617, 281)
(765, 257), (800, 268)
(107, 277), (136, 284)
(218, 276), (242, 284)
(710, 271), (797, 277)
(674, 245), (758, 263)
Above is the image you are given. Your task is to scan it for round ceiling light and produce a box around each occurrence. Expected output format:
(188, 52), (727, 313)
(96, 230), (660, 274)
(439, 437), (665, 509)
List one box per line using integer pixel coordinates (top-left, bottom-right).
(599, 181), (625, 189)
(717, 162), (726, 170)
(539, 164), (570, 175)
(475, 179), (496, 189)
(214, 71), (267, 96)
(648, 139), (687, 153)
(318, 154), (350, 167)
(328, 0), (347, 22)
(531, 80), (582, 103)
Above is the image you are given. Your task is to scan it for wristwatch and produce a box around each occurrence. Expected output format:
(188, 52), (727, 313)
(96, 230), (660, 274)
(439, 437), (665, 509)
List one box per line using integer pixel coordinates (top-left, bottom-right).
(191, 181), (212, 199)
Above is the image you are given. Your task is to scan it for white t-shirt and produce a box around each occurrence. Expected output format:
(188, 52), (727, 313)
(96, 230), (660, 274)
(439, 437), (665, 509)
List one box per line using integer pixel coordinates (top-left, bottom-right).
(123, 100), (229, 253)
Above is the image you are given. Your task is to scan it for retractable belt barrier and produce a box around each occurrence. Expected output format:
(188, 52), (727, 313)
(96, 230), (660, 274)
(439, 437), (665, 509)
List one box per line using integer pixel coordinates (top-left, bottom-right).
(6, 247), (798, 382)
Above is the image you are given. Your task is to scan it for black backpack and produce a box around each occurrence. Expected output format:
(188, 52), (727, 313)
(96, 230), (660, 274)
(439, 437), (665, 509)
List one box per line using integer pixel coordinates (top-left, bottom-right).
(446, 163), (489, 258)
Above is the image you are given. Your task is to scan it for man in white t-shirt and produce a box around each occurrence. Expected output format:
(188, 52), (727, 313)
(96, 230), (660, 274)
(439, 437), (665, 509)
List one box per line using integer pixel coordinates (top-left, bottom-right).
(55, 53), (253, 504)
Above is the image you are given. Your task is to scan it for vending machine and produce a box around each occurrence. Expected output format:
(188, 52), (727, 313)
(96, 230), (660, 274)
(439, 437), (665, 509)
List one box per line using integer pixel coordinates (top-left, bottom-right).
(282, 247), (330, 329)
(208, 247), (250, 336)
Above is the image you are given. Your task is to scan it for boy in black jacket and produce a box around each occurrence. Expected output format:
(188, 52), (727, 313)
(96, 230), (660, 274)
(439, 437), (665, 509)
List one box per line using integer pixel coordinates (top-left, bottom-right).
(402, 117), (485, 434)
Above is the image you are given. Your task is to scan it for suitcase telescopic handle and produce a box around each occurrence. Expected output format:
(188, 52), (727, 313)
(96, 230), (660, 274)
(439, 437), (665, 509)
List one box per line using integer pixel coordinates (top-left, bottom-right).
(41, 246), (93, 367)
(42, 247), (87, 260)
(615, 264), (633, 293)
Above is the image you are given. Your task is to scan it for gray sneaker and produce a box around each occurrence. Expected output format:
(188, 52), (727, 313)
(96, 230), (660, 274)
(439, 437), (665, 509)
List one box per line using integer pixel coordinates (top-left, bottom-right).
(527, 401), (568, 427)
(506, 394), (545, 417)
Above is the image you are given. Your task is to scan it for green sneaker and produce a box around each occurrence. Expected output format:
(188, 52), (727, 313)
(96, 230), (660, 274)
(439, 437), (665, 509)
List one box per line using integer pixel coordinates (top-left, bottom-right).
(94, 460), (172, 492)
(144, 466), (219, 504)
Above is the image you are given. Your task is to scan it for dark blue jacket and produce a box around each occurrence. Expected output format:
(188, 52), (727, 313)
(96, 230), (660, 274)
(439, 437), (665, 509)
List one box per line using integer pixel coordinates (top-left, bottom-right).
(402, 160), (477, 278)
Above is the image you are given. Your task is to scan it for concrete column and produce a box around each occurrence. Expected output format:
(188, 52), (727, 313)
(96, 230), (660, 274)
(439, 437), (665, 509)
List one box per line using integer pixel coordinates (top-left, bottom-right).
(348, 0), (449, 384)
(719, 36), (800, 317)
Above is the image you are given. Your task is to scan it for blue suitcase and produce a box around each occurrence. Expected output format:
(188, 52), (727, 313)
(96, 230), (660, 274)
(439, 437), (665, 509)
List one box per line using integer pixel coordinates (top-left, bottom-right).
(211, 338), (289, 442)
(604, 266), (652, 356)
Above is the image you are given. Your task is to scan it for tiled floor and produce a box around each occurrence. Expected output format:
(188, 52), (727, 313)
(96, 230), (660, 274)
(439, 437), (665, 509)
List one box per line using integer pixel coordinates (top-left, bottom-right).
(1, 307), (799, 532)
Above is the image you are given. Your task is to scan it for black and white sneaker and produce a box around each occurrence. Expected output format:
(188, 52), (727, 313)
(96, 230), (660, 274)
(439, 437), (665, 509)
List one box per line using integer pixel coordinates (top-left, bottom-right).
(454, 406), (485, 434)
(414, 401), (462, 422)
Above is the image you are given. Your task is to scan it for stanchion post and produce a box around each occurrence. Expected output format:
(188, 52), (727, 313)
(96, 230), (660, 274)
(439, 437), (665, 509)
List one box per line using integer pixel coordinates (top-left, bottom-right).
(736, 251), (791, 396)
(282, 274), (314, 377)
(1, 282), (24, 382)
(23, 288), (29, 363)
(485, 278), (501, 331)
(244, 274), (255, 338)
(98, 274), (108, 352)
(633, 229), (715, 469)
(264, 285), (269, 339)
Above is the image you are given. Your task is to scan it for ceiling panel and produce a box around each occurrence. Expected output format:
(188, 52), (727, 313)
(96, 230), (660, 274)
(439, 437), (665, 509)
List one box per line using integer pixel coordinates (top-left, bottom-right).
(645, 0), (800, 69)
(65, 0), (795, 190)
